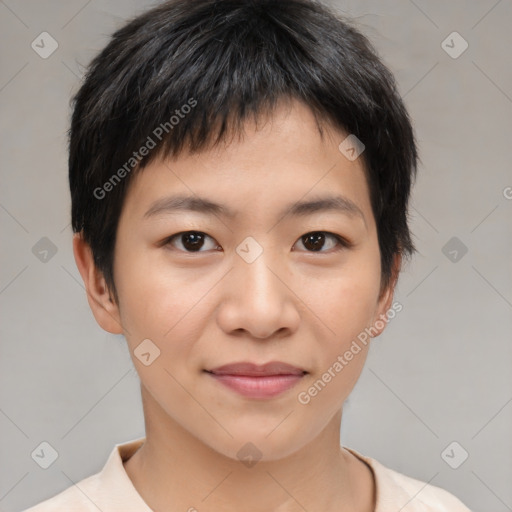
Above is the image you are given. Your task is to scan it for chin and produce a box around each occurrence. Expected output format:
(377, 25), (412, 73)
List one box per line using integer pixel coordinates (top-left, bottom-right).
(205, 429), (310, 465)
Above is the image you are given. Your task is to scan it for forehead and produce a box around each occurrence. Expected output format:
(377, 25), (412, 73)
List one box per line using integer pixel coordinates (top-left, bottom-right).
(120, 99), (373, 227)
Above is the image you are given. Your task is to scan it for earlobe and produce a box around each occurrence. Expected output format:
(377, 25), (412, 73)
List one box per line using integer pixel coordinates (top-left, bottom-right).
(72, 233), (124, 335)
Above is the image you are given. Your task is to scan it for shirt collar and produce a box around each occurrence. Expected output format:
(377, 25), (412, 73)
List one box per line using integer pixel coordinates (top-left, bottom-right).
(102, 437), (417, 512)
(98, 436), (152, 511)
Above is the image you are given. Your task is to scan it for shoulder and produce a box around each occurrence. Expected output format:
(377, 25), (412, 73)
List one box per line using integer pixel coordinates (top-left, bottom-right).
(373, 460), (472, 511)
(345, 447), (472, 512)
(21, 437), (148, 512)
(20, 472), (102, 512)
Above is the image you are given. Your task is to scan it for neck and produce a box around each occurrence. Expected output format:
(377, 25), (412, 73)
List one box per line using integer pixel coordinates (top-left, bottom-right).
(123, 385), (375, 512)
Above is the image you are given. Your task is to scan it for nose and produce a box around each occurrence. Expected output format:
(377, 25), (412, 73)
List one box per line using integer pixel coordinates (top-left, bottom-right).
(216, 249), (301, 340)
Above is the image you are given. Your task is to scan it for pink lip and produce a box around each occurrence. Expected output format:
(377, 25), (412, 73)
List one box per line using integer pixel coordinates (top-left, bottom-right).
(205, 361), (307, 399)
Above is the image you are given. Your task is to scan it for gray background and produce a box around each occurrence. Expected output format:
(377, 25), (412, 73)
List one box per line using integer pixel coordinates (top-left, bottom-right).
(1, 0), (511, 511)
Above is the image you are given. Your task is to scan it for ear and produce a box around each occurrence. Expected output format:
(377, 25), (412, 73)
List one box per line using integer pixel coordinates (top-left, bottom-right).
(370, 253), (402, 338)
(72, 232), (124, 334)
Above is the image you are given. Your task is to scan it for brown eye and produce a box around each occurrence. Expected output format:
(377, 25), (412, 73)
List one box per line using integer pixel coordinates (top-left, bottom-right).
(295, 231), (347, 252)
(165, 231), (219, 252)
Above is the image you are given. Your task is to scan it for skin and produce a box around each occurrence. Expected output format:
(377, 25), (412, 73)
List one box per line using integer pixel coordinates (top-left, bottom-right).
(73, 98), (399, 512)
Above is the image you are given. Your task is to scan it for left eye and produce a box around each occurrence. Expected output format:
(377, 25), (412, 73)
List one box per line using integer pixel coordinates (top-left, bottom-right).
(163, 231), (348, 253)
(293, 231), (348, 253)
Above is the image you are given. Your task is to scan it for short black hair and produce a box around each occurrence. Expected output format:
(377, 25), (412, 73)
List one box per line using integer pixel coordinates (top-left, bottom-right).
(69, 0), (419, 305)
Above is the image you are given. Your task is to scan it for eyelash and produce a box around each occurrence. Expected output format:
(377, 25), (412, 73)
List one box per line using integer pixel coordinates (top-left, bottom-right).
(162, 230), (352, 254)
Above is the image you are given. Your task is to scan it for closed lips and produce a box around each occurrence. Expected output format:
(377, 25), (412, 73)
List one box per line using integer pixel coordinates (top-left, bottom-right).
(206, 361), (307, 377)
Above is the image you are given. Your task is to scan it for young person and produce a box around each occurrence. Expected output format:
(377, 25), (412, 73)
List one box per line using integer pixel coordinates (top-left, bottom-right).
(24, 0), (471, 510)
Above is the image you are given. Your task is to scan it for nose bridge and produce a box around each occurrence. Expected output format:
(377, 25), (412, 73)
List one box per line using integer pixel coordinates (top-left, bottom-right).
(218, 236), (299, 338)
(235, 238), (284, 307)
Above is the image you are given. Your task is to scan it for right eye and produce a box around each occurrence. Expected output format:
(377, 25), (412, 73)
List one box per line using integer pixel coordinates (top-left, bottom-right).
(163, 231), (221, 253)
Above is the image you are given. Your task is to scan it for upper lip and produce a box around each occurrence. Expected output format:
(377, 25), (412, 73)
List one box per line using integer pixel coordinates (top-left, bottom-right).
(207, 361), (307, 376)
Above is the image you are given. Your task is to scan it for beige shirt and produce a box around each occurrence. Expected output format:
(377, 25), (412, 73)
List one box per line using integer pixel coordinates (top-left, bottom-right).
(23, 437), (471, 512)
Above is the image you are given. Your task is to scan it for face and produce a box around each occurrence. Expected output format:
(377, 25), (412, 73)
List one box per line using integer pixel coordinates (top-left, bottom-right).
(77, 99), (396, 462)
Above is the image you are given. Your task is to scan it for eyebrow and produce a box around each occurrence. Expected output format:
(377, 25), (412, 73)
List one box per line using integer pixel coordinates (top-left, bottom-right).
(143, 193), (366, 224)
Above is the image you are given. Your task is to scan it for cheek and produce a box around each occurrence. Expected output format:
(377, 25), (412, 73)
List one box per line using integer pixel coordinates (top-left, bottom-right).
(295, 273), (378, 415)
(328, 275), (380, 341)
(114, 244), (223, 372)
(114, 243), (191, 343)
(306, 250), (382, 342)
(300, 246), (381, 393)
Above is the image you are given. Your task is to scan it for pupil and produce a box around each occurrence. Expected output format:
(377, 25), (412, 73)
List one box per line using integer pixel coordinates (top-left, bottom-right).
(304, 232), (324, 251)
(183, 232), (204, 251)
(180, 232), (326, 252)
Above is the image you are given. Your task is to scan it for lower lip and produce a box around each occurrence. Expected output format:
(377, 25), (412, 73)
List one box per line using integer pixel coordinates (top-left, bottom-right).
(206, 372), (305, 399)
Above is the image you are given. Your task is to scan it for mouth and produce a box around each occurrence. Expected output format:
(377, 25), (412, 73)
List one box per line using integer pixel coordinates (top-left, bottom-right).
(204, 361), (308, 399)
(207, 361), (307, 376)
